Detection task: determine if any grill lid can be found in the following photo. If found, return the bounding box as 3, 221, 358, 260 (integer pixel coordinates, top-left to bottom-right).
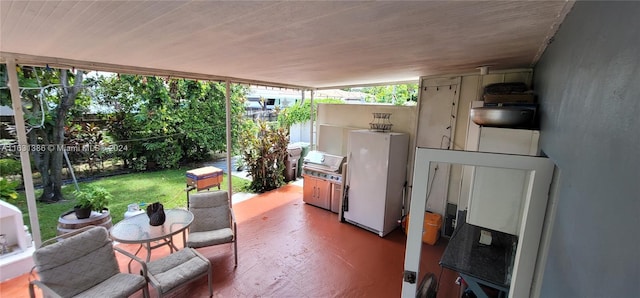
303, 150, 345, 173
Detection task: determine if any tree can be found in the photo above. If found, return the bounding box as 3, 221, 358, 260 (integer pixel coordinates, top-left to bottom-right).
0, 65, 87, 202
355, 84, 418, 105
95, 74, 247, 170
277, 98, 344, 129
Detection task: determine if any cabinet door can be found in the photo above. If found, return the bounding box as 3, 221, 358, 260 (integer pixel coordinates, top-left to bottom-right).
468, 128, 541, 235
302, 175, 316, 204
316, 178, 332, 210
479, 127, 540, 155
415, 76, 461, 218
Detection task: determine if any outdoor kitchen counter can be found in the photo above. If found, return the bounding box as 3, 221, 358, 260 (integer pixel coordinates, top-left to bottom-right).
439, 222, 517, 297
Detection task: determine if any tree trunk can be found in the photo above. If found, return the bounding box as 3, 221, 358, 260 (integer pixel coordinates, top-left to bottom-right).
32, 69, 84, 202
29, 130, 54, 202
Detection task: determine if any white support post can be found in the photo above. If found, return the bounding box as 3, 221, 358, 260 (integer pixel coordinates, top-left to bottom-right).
309, 90, 314, 150
225, 81, 233, 205
6, 58, 42, 247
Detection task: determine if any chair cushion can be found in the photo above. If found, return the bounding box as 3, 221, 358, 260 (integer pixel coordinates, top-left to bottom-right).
74, 273, 147, 298
189, 191, 228, 208
147, 248, 210, 294
189, 191, 232, 232
33, 227, 121, 297
34, 227, 116, 271
187, 228, 234, 248
190, 206, 231, 232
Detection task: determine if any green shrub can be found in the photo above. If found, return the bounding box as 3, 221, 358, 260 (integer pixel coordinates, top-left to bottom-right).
240, 120, 289, 193
0, 178, 19, 201
0, 158, 22, 176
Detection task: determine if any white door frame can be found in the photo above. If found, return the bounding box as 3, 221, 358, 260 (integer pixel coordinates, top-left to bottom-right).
402, 148, 554, 298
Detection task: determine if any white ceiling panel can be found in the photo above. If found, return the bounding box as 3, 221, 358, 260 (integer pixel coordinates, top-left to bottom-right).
0, 1, 574, 88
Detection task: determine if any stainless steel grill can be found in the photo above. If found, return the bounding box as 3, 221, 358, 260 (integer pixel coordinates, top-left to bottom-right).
302, 151, 346, 213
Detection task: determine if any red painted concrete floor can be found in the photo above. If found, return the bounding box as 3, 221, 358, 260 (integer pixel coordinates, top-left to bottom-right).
1, 184, 460, 297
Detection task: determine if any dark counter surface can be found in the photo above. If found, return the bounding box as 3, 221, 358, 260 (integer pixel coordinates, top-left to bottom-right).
439, 222, 518, 289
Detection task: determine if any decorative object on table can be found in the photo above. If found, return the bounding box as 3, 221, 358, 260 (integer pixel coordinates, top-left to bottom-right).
72, 186, 112, 219
369, 112, 393, 132
146, 202, 166, 226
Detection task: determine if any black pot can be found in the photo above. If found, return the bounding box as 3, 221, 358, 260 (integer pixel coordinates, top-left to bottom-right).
74, 206, 92, 219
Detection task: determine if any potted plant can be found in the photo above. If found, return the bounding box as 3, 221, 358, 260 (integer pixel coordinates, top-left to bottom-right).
73, 186, 112, 219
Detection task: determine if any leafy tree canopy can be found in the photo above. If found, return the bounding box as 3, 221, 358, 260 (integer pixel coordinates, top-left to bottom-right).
277, 98, 343, 128
345, 84, 418, 105
95, 74, 248, 170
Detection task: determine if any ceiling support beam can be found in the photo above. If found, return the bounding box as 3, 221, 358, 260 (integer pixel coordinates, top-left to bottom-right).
316, 80, 419, 90
5, 58, 42, 248
0, 52, 311, 91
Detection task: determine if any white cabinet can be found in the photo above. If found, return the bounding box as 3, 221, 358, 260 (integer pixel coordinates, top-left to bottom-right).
477, 128, 540, 156
465, 127, 540, 235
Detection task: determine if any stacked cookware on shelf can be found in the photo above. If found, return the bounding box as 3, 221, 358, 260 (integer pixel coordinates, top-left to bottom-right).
471, 82, 539, 129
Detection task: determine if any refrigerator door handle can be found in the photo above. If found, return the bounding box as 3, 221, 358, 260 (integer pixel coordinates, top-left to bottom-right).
343, 185, 349, 212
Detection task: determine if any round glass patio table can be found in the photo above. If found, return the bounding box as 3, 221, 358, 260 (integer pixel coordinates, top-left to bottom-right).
110, 208, 193, 271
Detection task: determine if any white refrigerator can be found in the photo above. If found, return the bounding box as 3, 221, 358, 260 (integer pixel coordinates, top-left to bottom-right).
344, 130, 409, 237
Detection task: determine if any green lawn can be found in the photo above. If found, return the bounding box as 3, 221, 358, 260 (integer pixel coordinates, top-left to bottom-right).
13, 168, 250, 241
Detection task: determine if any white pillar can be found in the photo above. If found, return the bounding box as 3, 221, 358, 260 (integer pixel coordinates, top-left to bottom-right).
6, 58, 42, 247
225, 81, 233, 205
309, 90, 314, 150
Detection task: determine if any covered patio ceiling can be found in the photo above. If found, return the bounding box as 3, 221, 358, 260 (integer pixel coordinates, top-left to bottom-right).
1, 1, 573, 89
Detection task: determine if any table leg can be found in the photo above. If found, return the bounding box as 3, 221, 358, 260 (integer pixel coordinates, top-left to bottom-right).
144, 242, 153, 262
168, 237, 175, 253
182, 230, 187, 248
127, 244, 145, 273
174, 238, 180, 251
458, 273, 509, 298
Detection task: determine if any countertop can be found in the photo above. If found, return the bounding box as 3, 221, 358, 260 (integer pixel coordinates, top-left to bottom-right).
439, 222, 518, 289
